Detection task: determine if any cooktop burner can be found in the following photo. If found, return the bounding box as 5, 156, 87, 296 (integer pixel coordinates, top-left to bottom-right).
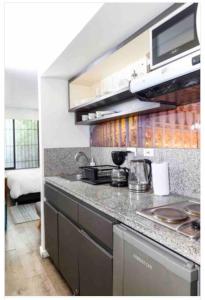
139, 200, 200, 239
184, 203, 200, 217
153, 207, 188, 224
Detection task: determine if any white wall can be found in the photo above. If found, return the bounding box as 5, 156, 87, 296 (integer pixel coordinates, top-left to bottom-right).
5, 107, 38, 120
5, 69, 39, 121
39, 77, 90, 254
40, 77, 90, 148
5, 69, 38, 109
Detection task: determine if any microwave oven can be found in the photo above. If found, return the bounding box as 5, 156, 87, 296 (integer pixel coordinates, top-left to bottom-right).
150, 3, 200, 70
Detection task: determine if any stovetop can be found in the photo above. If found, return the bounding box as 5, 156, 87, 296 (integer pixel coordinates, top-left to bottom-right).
139, 200, 200, 239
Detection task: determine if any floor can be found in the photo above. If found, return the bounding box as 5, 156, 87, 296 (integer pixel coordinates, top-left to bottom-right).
5, 207, 72, 296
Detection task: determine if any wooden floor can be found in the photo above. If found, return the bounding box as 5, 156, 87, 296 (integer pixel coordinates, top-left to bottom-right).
5, 210, 72, 296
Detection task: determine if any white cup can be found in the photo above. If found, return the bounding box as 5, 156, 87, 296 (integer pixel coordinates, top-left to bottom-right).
88, 113, 96, 120
82, 115, 88, 121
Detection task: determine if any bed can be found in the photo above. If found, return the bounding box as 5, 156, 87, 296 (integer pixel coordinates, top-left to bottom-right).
6, 168, 41, 205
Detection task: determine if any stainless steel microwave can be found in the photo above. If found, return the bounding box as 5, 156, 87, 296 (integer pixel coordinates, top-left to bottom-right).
150, 3, 200, 70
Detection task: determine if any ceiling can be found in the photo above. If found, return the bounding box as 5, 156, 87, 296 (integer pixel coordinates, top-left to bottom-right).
4, 2, 102, 73
43, 2, 176, 79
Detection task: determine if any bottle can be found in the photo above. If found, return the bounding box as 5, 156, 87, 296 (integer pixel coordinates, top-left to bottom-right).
90, 157, 96, 166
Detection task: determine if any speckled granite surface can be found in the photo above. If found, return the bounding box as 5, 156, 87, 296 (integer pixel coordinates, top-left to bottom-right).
44, 147, 90, 176
91, 147, 200, 198
45, 176, 200, 265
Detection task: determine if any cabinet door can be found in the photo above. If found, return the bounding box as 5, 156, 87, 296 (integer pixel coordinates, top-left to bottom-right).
79, 230, 113, 296
78, 203, 115, 250
44, 201, 58, 267
58, 212, 80, 295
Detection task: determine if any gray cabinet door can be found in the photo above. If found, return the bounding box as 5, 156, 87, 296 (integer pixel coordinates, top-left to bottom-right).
58, 212, 80, 295
79, 230, 113, 296
78, 203, 115, 250
44, 201, 58, 268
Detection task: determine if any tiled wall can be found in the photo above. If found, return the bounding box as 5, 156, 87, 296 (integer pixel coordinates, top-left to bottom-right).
90, 102, 200, 148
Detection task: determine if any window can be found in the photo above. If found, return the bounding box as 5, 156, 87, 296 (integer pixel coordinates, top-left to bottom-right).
5, 119, 39, 169
5, 119, 15, 169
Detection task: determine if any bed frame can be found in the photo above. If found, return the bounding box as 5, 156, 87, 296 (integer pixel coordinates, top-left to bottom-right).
5, 177, 40, 205
10, 192, 41, 205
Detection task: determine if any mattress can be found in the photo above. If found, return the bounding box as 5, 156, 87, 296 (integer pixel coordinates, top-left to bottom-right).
6, 168, 41, 199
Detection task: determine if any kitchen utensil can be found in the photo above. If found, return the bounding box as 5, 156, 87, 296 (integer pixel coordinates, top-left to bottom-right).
128, 159, 152, 192
81, 115, 88, 121
88, 113, 96, 120
96, 111, 116, 118
79, 165, 114, 185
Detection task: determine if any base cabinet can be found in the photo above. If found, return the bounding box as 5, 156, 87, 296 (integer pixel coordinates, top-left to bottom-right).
79, 230, 113, 296
44, 183, 115, 296
58, 212, 80, 295
44, 201, 59, 268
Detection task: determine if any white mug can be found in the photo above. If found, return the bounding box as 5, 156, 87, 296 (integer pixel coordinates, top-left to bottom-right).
88, 113, 96, 120
82, 115, 88, 121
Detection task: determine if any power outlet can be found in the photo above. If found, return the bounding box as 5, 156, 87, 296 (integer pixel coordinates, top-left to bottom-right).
143, 148, 154, 157
127, 147, 137, 155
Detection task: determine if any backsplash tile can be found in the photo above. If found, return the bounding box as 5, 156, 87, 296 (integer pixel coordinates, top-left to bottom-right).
44, 147, 90, 176
90, 102, 200, 148
91, 147, 200, 198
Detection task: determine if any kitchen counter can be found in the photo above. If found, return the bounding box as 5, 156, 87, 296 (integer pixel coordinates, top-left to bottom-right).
45, 176, 200, 265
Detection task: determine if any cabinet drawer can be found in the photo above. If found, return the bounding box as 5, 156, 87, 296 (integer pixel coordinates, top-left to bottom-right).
78, 203, 115, 250
45, 183, 78, 223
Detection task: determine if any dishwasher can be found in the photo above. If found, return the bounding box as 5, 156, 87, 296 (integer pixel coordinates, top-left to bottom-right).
113, 224, 200, 296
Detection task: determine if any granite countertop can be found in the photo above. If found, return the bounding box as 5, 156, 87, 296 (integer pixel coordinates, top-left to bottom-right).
45, 176, 200, 265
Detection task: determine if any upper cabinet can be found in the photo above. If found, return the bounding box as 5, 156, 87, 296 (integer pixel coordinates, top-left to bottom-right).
69, 30, 149, 110
68, 3, 200, 125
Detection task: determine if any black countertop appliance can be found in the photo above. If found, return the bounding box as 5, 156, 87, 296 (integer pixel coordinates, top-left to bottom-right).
111, 151, 129, 187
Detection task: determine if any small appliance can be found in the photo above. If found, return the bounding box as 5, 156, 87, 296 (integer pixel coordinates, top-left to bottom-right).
113, 222, 199, 296
111, 151, 129, 187
150, 3, 200, 69
129, 50, 200, 98
128, 159, 152, 192
139, 200, 200, 239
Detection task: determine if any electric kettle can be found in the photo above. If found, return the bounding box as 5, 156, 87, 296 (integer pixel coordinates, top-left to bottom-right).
128, 159, 152, 192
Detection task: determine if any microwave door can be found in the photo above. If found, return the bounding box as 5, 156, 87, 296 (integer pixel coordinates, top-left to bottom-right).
151, 3, 199, 69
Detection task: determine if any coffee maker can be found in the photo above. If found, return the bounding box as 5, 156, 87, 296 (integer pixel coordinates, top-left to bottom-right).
111, 151, 129, 187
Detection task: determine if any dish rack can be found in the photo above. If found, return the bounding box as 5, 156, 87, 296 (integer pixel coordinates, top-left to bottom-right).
79, 165, 114, 184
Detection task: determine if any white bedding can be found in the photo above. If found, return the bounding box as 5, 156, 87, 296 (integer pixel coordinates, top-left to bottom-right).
6, 168, 41, 199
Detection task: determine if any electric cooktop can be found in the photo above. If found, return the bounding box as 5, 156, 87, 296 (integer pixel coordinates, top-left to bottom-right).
139, 200, 200, 239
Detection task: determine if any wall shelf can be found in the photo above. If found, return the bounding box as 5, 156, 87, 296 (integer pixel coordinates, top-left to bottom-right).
75, 101, 176, 125
69, 86, 132, 112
